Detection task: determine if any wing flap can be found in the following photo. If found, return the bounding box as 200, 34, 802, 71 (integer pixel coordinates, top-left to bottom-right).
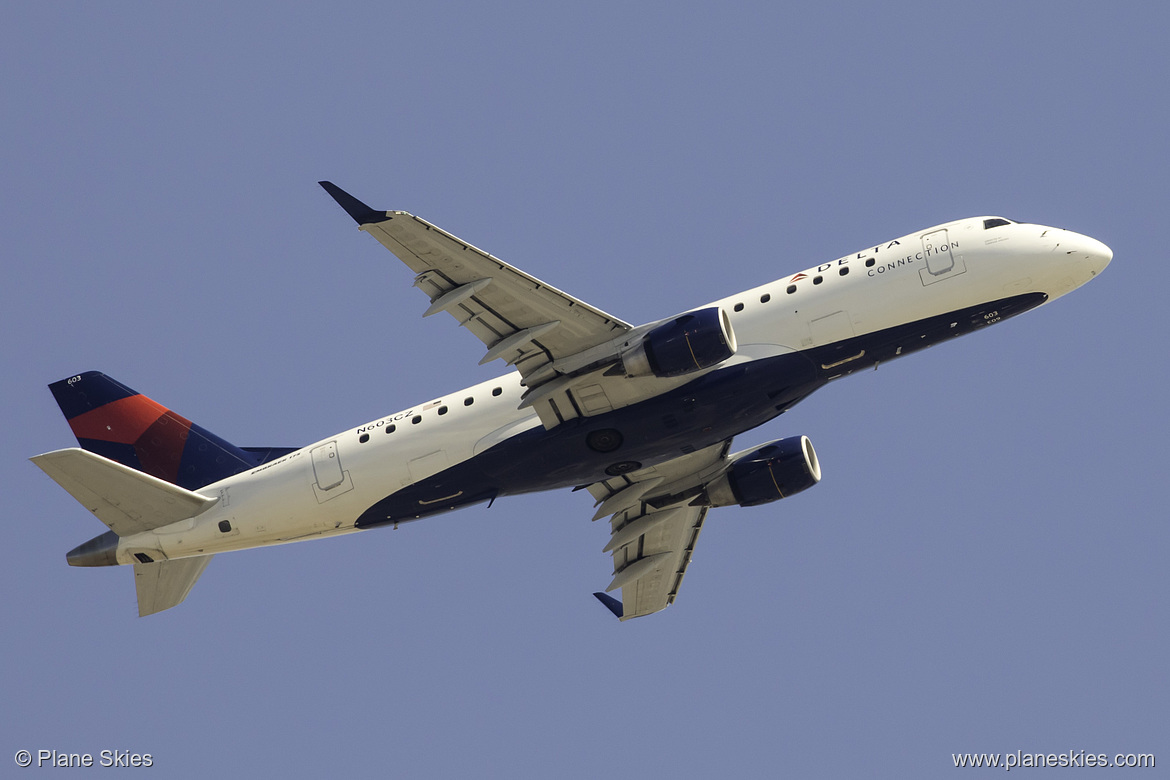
31, 448, 217, 536
612, 505, 709, 620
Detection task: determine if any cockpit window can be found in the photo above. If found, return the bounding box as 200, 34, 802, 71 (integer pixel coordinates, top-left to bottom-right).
983, 218, 1013, 229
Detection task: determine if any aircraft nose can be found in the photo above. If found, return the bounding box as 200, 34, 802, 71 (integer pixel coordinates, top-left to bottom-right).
1068, 232, 1112, 275
1084, 235, 1113, 275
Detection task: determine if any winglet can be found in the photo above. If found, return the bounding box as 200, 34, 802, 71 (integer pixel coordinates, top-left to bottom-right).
318, 181, 390, 225
592, 591, 624, 619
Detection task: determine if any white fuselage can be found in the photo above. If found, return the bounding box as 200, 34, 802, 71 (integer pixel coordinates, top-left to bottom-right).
109, 218, 1111, 566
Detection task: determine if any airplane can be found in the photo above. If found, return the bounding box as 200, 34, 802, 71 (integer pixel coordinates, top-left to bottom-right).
32, 183, 1113, 618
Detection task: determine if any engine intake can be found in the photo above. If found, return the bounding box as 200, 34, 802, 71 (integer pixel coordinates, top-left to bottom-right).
705, 436, 822, 508
622, 307, 737, 378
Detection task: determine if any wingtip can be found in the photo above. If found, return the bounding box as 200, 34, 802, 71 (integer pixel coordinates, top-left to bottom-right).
592, 591, 624, 619
318, 181, 389, 225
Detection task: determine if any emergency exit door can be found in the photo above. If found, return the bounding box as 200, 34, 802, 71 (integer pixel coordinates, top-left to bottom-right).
918, 228, 966, 285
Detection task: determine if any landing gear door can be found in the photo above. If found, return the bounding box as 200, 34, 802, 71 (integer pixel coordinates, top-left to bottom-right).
919, 228, 966, 285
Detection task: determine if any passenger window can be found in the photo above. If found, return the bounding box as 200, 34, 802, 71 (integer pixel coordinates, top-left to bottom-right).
464, 397, 474, 406
760, 293, 771, 304
786, 285, 797, 294
813, 276, 823, 285
386, 424, 395, 433
492, 387, 502, 397
438, 406, 448, 415
411, 415, 422, 424
839, 267, 849, 276
865, 258, 875, 267
734, 302, 744, 312
359, 433, 370, 443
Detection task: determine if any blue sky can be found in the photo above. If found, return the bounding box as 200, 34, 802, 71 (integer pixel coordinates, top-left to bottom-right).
3, 2, 1166, 777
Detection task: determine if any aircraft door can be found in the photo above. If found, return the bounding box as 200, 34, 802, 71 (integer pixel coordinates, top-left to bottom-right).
312, 442, 344, 490
310, 441, 353, 502
919, 228, 966, 285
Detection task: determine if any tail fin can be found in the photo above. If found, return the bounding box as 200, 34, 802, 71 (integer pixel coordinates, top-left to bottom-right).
49, 371, 286, 491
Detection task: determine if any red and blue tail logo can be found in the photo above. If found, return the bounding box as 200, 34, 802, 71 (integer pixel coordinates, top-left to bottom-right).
49, 372, 294, 491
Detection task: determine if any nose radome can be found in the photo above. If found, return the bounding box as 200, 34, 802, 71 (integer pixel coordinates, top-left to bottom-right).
1058, 229, 1112, 275
1085, 236, 1113, 273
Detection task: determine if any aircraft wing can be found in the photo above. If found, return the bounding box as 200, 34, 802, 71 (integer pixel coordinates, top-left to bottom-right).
320, 182, 632, 390
588, 441, 732, 620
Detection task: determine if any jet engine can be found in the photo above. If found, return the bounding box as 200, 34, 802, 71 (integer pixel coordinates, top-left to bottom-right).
705, 436, 822, 508
621, 307, 737, 378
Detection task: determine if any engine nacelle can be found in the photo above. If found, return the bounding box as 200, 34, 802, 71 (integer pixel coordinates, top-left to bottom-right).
621, 306, 737, 378
705, 436, 822, 508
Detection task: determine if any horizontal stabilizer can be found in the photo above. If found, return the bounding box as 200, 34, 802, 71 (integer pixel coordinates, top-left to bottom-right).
31, 448, 217, 537
134, 556, 213, 616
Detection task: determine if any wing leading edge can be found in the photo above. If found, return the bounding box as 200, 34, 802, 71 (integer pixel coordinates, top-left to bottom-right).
319, 183, 632, 408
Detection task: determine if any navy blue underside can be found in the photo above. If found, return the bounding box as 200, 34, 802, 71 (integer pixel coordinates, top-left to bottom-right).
355, 293, 1046, 529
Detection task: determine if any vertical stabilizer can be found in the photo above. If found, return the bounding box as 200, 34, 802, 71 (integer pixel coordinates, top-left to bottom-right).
49, 372, 260, 490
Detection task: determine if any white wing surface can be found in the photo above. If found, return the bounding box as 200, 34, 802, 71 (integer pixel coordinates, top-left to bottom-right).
320, 182, 630, 381
320, 182, 719, 428
588, 442, 732, 620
